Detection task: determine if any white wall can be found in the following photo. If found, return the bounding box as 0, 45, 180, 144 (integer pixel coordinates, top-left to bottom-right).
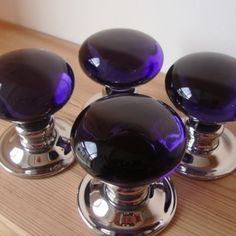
0, 0, 235, 72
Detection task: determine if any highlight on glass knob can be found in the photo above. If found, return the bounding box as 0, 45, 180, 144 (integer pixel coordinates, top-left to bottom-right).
165, 52, 236, 180
71, 94, 186, 235
79, 28, 163, 105
0, 48, 75, 177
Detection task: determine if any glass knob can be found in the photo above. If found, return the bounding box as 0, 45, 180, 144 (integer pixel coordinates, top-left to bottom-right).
0, 48, 74, 122
79, 29, 163, 105
71, 94, 186, 235
0, 48, 75, 177
165, 52, 236, 179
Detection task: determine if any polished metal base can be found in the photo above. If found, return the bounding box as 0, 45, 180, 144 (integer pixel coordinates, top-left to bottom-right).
0, 117, 74, 178
177, 128, 236, 180
78, 175, 177, 236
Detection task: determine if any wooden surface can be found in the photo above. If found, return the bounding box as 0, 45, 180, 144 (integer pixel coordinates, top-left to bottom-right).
0, 20, 235, 236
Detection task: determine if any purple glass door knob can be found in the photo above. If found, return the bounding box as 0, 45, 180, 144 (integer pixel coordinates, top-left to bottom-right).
0, 48, 74, 122
165, 52, 236, 179
72, 94, 185, 186
0, 48, 75, 177
71, 94, 186, 235
79, 29, 163, 105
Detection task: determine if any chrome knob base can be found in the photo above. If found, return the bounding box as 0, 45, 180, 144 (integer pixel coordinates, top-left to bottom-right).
0, 117, 74, 178
78, 175, 177, 236
177, 118, 236, 180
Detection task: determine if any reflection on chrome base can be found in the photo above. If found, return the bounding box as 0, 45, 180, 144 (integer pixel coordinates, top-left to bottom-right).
77, 175, 177, 235
177, 127, 236, 180
0, 117, 74, 178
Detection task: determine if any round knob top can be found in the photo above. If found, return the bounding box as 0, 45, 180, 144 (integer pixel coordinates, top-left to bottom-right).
79, 29, 163, 89
0, 48, 74, 122
165, 52, 236, 124
71, 94, 185, 187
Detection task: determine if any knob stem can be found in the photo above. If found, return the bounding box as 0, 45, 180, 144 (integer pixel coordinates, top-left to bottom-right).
104, 86, 135, 96
15, 117, 56, 154
186, 118, 224, 155
105, 184, 149, 208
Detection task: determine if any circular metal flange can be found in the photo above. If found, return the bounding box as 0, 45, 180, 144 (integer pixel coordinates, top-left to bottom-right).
77, 175, 177, 236
177, 128, 236, 180
0, 117, 74, 178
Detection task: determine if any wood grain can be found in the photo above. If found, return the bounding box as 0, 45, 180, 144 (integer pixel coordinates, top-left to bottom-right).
0, 20, 235, 236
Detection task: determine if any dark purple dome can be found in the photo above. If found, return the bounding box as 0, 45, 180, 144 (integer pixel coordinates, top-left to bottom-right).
79, 29, 163, 89
0, 48, 74, 122
165, 52, 236, 124
71, 94, 185, 187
